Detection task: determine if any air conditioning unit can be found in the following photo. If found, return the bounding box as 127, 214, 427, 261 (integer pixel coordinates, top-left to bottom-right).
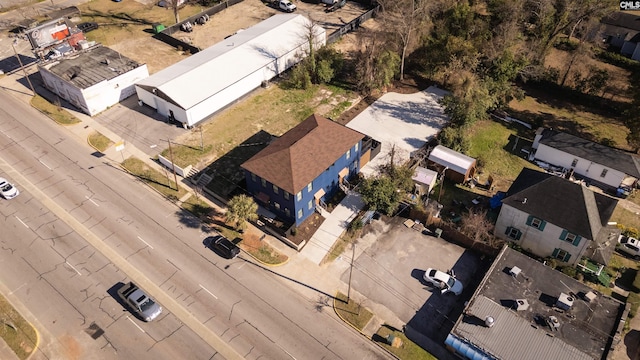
510, 266, 522, 278
556, 292, 574, 310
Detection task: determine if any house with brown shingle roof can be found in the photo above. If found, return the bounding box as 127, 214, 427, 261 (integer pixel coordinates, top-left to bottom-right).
241, 114, 365, 227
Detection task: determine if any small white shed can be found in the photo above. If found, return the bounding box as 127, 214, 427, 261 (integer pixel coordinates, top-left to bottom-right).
412, 166, 438, 195
135, 14, 326, 128
428, 145, 477, 183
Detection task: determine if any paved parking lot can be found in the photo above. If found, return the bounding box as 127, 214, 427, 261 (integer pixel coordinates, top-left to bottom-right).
342, 217, 489, 342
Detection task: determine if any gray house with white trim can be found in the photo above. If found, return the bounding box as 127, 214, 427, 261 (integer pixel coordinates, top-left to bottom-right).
494, 168, 619, 265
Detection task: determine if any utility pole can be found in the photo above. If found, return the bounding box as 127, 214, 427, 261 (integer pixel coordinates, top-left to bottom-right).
347, 241, 355, 303
166, 139, 179, 191
437, 167, 448, 203
11, 40, 36, 97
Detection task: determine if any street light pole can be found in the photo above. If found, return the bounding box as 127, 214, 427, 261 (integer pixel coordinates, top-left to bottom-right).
11, 40, 36, 97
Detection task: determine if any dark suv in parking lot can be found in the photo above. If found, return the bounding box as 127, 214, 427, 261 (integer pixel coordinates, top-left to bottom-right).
208, 235, 240, 259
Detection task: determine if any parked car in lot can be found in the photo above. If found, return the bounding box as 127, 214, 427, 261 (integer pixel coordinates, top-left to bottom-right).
423, 268, 463, 295
0, 178, 19, 199
207, 235, 240, 259
618, 235, 640, 259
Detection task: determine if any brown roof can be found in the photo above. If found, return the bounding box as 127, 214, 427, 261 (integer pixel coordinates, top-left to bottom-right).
241, 114, 365, 194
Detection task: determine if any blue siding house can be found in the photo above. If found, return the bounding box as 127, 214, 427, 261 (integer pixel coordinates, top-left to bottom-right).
241, 114, 364, 227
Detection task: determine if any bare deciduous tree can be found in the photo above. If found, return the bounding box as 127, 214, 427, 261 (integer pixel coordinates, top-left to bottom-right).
377, 0, 442, 80
459, 209, 503, 248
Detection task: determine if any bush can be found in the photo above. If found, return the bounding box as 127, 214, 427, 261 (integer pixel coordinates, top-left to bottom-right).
561, 266, 577, 278
554, 38, 579, 51
628, 292, 640, 318
633, 269, 640, 293
595, 49, 640, 72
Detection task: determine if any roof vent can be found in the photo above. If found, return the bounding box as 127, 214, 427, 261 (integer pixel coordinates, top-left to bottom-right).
556, 292, 574, 310
102, 58, 110, 65
547, 315, 560, 331
485, 316, 495, 328
515, 299, 529, 311
522, 198, 527, 204
584, 291, 597, 302
509, 266, 522, 278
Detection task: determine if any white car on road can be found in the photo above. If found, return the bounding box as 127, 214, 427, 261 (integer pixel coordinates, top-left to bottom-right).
423, 268, 463, 295
0, 178, 19, 199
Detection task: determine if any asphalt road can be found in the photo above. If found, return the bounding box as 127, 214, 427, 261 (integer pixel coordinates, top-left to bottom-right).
0, 87, 391, 359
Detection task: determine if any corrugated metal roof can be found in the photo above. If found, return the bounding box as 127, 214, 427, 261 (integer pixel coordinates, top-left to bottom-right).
428, 145, 475, 175
135, 14, 325, 110
455, 296, 593, 360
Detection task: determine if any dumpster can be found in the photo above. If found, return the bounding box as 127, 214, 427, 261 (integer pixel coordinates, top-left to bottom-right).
152, 23, 166, 34
434, 228, 443, 238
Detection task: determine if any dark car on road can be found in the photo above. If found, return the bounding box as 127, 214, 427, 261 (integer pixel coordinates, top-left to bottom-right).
208, 235, 240, 259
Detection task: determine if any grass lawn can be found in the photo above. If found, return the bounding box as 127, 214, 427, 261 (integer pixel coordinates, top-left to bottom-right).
508, 93, 630, 151
334, 291, 373, 331
610, 206, 640, 232
121, 157, 187, 201
466, 119, 540, 191
374, 324, 437, 360
166, 84, 356, 169
87, 131, 113, 152
0, 295, 37, 359
31, 96, 81, 125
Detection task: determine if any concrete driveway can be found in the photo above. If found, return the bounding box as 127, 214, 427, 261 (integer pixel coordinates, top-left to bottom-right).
342, 218, 487, 342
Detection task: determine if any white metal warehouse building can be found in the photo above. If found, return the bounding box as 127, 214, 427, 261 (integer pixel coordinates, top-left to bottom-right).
135, 14, 326, 128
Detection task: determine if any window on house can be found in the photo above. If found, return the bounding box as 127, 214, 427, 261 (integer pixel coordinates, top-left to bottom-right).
307, 182, 313, 193
273, 185, 279, 194
296, 192, 302, 201
285, 208, 290, 217
600, 169, 608, 178
261, 178, 266, 187
284, 192, 290, 200
571, 159, 578, 167
526, 216, 546, 230
560, 230, 581, 246
297, 209, 303, 218
552, 248, 571, 262
506, 227, 522, 240
355, 143, 359, 151
308, 200, 313, 210
251, 173, 256, 182
346, 149, 351, 160
274, 202, 280, 210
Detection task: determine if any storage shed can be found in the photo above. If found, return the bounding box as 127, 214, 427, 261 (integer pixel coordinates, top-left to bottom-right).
427, 145, 476, 183
39, 45, 149, 116
135, 14, 326, 128
412, 166, 437, 195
